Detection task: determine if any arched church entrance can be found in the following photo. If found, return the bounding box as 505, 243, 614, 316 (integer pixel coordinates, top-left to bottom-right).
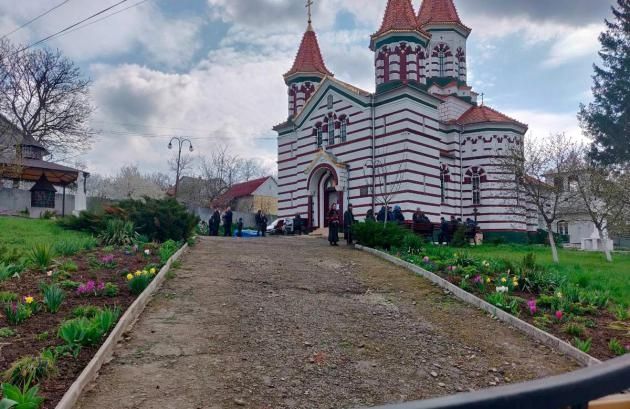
307, 164, 343, 230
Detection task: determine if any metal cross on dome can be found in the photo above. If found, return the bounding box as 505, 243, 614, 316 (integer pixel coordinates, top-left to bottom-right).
306, 0, 313, 24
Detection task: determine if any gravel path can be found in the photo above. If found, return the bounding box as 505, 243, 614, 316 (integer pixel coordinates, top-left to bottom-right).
74, 236, 579, 409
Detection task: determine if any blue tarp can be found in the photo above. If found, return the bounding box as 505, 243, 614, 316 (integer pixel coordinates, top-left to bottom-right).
233, 229, 260, 238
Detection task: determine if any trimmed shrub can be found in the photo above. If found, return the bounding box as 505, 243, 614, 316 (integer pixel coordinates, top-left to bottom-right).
354, 221, 412, 250
118, 198, 199, 242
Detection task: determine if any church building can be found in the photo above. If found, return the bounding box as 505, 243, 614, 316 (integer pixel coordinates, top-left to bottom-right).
274, 0, 535, 242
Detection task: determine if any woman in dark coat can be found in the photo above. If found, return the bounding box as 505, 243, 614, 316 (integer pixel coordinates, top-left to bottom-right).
327, 203, 340, 246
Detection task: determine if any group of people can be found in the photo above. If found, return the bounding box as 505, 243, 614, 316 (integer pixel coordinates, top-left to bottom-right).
439, 215, 478, 244
326, 203, 356, 246
203, 207, 244, 237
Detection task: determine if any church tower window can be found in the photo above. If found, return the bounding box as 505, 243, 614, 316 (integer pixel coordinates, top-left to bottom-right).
438, 49, 446, 77
327, 94, 333, 109
340, 118, 347, 143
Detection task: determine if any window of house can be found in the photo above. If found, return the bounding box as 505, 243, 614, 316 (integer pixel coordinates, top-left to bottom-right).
568, 175, 578, 192
328, 121, 335, 146
316, 126, 323, 148
31, 190, 55, 208
557, 221, 569, 236
472, 172, 481, 205
340, 119, 347, 143
554, 176, 564, 192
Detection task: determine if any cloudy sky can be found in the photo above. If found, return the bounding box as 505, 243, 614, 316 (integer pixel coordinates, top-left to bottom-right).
0, 0, 615, 176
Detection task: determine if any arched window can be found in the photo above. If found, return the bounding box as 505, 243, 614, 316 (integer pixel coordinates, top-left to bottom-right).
440, 164, 449, 203
316, 125, 323, 148
438, 49, 446, 77
340, 118, 347, 143
327, 120, 335, 146
472, 172, 481, 205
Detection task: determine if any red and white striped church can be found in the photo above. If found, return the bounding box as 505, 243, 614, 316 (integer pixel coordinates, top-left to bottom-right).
274, 0, 534, 241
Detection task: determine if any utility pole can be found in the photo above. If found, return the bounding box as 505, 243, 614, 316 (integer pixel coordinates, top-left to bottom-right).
168, 136, 194, 198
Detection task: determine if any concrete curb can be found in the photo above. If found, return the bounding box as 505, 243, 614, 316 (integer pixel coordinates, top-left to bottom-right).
355, 244, 601, 367
55, 243, 189, 409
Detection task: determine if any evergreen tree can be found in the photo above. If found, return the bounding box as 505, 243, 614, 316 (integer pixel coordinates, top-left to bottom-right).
578, 0, 630, 166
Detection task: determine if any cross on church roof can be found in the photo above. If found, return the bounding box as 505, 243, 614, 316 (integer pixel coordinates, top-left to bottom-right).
306, 0, 313, 28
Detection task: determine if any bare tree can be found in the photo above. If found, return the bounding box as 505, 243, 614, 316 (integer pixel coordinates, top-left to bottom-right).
0, 40, 94, 155
237, 158, 268, 182
500, 133, 577, 263
168, 152, 194, 181
87, 166, 165, 200
363, 148, 406, 225
566, 153, 629, 262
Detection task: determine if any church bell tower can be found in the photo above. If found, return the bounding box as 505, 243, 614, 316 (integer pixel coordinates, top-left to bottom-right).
283, 1, 333, 118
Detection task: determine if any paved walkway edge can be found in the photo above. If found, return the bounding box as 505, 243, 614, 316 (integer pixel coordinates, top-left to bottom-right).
355, 245, 600, 367
55, 243, 190, 409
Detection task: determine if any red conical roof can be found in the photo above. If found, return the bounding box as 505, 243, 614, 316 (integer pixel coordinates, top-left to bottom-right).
284, 27, 333, 79
457, 105, 527, 128
373, 0, 418, 37
417, 0, 467, 28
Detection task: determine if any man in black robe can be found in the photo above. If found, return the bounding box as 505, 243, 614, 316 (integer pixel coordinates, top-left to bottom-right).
223, 207, 233, 237
343, 204, 356, 245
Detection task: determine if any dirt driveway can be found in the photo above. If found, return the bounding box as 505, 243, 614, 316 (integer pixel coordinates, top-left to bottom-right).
74, 236, 578, 409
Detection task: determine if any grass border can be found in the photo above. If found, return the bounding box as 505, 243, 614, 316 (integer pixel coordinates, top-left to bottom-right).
54, 243, 189, 409
355, 244, 601, 367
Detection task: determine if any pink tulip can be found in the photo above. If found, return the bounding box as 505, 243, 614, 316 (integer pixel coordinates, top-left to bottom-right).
527, 299, 537, 315
555, 310, 563, 320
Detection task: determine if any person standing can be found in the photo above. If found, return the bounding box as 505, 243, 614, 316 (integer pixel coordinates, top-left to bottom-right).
365, 209, 376, 222
236, 217, 244, 237
439, 217, 449, 245
293, 214, 303, 235
209, 209, 220, 236
343, 204, 356, 245
223, 207, 233, 237
255, 210, 265, 237
327, 203, 340, 246
392, 205, 405, 224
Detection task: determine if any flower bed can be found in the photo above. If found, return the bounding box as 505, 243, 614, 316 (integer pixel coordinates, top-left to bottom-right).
0, 240, 183, 408
390, 246, 629, 361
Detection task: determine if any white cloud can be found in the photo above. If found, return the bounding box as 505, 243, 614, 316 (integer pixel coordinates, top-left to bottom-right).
0, 1, 203, 67
503, 109, 586, 142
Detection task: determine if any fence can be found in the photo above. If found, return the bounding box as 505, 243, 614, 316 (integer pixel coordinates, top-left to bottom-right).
366, 355, 630, 409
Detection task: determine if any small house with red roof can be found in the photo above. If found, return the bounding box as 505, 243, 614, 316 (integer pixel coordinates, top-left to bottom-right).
212, 176, 278, 215
274, 0, 534, 242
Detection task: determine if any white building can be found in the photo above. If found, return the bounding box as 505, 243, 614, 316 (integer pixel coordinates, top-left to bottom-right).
274, 0, 534, 242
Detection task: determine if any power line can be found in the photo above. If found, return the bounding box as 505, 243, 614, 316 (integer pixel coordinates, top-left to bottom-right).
0, 0, 72, 41
54, 0, 151, 40
17, 0, 130, 53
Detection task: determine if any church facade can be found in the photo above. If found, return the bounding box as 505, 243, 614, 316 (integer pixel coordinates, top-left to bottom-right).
274, 0, 535, 241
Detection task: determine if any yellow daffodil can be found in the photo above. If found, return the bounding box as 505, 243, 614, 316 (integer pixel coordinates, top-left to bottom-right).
486, 277, 491, 283
127, 273, 134, 281
556, 292, 563, 299
24, 296, 34, 304
142, 270, 149, 275
149, 268, 156, 275
501, 277, 507, 283
135, 270, 142, 277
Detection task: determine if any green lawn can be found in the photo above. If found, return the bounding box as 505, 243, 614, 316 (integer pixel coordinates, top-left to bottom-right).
465, 244, 630, 306
0, 216, 93, 255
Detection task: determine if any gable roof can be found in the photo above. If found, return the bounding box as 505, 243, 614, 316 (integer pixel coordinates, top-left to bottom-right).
417, 0, 470, 32
374, 0, 419, 37
213, 176, 272, 207
284, 28, 333, 80
457, 105, 528, 129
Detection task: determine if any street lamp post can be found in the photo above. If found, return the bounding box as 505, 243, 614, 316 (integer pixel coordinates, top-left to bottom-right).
168, 137, 194, 198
